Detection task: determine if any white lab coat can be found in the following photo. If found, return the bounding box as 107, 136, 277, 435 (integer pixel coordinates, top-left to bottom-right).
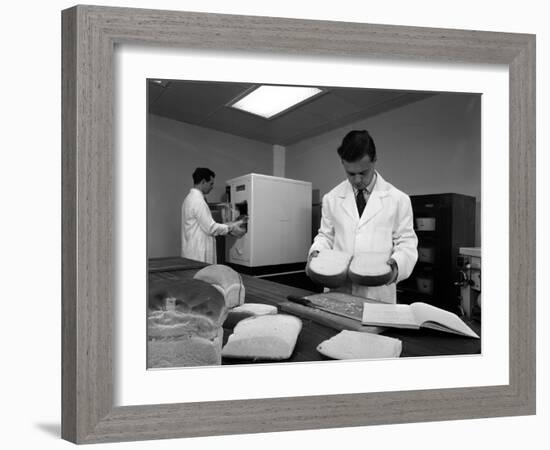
309, 172, 418, 303
181, 188, 230, 264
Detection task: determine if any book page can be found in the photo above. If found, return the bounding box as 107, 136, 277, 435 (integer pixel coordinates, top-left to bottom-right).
411, 303, 479, 338
361, 303, 418, 327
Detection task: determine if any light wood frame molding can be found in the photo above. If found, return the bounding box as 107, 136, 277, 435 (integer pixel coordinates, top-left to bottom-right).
62, 5, 536, 444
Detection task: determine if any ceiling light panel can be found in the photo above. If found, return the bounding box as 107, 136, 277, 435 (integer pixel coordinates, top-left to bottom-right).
229, 85, 322, 119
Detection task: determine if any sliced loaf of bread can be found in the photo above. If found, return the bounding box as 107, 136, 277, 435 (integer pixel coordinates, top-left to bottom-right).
147, 279, 227, 368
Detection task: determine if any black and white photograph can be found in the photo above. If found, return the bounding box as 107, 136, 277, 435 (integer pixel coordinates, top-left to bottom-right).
146, 79, 482, 369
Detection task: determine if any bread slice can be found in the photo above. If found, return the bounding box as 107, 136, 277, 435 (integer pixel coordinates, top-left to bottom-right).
307, 249, 353, 288
317, 330, 402, 360
193, 264, 245, 308
348, 252, 393, 286
222, 314, 302, 360
224, 303, 278, 328
230, 303, 277, 316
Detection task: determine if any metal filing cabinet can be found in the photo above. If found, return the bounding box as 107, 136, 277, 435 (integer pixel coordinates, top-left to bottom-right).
397, 193, 476, 314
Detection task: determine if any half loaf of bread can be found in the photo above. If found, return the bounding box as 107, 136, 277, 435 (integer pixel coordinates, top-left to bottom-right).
193, 264, 245, 308
348, 252, 393, 286
222, 314, 302, 360
147, 279, 227, 368
307, 249, 353, 288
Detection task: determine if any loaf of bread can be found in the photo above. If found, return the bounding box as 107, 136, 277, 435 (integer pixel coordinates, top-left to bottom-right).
348, 252, 393, 286
147, 279, 227, 368
222, 314, 302, 360
316, 330, 402, 360
307, 249, 353, 288
193, 264, 245, 308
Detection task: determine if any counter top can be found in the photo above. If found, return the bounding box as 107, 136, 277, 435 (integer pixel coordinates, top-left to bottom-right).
149, 257, 481, 364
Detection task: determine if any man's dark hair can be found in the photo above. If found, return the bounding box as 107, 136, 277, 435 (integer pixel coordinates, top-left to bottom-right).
192, 167, 215, 184
337, 130, 377, 163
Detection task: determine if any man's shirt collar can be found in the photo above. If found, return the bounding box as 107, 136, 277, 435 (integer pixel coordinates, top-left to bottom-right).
352, 172, 377, 194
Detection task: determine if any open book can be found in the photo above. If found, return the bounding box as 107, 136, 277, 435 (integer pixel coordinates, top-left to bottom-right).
361, 302, 479, 338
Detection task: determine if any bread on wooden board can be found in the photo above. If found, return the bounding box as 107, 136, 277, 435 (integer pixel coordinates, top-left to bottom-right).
222, 314, 302, 360
193, 264, 245, 308
307, 249, 353, 288
348, 252, 393, 286
147, 279, 227, 368
317, 330, 402, 360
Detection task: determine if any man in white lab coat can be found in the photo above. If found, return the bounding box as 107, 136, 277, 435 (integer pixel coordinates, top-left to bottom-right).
181, 168, 244, 264
307, 130, 418, 303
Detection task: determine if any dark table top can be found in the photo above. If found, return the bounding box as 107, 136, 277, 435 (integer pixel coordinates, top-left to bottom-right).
149, 257, 481, 364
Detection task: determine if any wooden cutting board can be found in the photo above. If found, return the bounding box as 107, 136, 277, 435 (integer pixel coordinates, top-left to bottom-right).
278, 292, 384, 334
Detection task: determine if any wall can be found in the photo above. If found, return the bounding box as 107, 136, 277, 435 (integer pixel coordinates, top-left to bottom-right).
286, 93, 482, 244
147, 114, 272, 257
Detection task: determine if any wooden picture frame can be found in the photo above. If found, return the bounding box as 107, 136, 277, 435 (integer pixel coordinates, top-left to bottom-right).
61, 5, 536, 444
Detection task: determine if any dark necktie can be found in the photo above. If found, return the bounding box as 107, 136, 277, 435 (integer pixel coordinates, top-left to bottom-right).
356, 189, 366, 217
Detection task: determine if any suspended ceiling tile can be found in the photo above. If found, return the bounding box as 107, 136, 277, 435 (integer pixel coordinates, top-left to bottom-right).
202, 106, 273, 144
149, 80, 251, 126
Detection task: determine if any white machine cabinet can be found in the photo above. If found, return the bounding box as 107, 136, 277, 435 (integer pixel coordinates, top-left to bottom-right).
225, 173, 312, 267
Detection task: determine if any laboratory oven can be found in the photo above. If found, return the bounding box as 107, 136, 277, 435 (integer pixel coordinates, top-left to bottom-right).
225, 173, 312, 267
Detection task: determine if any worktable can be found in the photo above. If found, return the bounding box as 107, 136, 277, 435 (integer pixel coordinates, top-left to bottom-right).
149, 257, 481, 364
